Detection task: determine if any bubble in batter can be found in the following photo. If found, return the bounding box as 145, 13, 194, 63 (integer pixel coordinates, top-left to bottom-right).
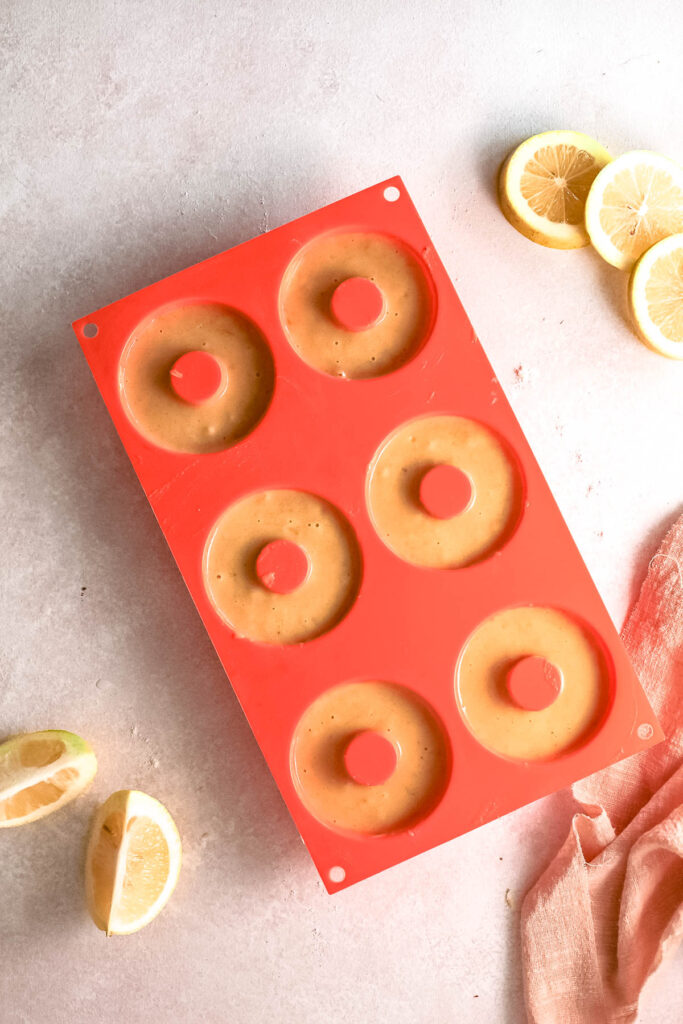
119, 303, 274, 454
455, 606, 612, 761
290, 682, 450, 835
366, 415, 524, 569
203, 490, 361, 645
279, 232, 435, 379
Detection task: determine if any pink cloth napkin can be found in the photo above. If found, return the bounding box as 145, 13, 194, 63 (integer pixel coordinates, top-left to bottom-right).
521, 514, 683, 1024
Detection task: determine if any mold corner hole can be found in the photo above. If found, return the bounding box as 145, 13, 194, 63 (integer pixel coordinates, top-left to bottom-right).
82, 322, 99, 339
329, 865, 346, 884
383, 185, 401, 203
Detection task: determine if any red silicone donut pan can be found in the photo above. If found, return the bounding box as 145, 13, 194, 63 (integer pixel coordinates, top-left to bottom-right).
73, 176, 662, 892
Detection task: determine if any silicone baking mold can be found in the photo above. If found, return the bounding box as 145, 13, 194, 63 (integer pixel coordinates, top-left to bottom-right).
73, 177, 663, 892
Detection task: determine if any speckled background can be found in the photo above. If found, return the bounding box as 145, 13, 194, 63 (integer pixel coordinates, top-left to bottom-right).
1, 2, 682, 1021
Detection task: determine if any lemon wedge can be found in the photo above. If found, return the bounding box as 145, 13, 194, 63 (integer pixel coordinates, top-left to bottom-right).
85, 789, 182, 935
498, 130, 611, 248
0, 730, 97, 827
585, 151, 683, 270
628, 233, 683, 359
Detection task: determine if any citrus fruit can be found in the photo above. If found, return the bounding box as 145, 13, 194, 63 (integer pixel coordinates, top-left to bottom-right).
85, 789, 182, 935
498, 130, 611, 248
0, 730, 97, 827
628, 233, 683, 359
585, 151, 683, 270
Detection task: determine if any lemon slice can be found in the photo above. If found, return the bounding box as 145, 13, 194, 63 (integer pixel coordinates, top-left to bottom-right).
0, 730, 97, 827
498, 131, 611, 248
85, 790, 182, 935
585, 151, 683, 270
628, 233, 683, 359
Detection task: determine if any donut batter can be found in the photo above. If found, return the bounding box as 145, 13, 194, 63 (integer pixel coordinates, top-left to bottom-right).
366, 415, 523, 568
456, 606, 611, 761
203, 490, 361, 645
279, 232, 434, 378
119, 303, 274, 454
290, 682, 450, 835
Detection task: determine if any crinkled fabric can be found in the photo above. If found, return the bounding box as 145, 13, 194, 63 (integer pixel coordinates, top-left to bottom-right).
521, 515, 683, 1024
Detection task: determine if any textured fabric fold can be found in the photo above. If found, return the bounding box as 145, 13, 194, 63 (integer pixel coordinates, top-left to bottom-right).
521, 514, 683, 1024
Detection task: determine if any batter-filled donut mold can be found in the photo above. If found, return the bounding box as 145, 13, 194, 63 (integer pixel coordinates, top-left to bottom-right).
203, 489, 362, 646
119, 302, 274, 454
366, 414, 524, 569
455, 606, 613, 761
279, 231, 435, 379
74, 176, 662, 892
290, 681, 450, 836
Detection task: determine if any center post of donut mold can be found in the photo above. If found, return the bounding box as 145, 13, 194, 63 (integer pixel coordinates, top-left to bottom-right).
343, 731, 398, 786
330, 276, 386, 332
256, 539, 309, 595
506, 656, 563, 711
169, 350, 226, 405
418, 464, 473, 519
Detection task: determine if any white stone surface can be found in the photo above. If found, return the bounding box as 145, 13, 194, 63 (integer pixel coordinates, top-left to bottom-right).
1, 2, 682, 1022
